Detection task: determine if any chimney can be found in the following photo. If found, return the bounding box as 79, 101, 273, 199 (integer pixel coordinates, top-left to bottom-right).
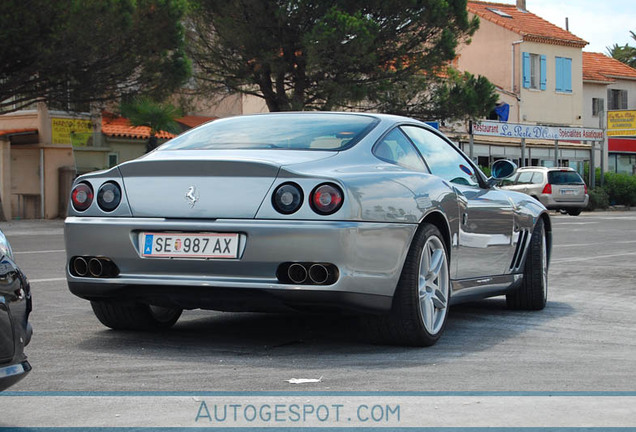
517, 0, 526, 11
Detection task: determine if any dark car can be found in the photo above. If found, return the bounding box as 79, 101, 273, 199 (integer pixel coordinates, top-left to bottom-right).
0, 229, 32, 391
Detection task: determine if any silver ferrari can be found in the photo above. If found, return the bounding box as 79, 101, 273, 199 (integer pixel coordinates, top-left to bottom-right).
65, 112, 551, 346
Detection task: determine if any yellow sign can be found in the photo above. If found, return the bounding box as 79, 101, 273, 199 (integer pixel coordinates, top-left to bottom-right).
607, 110, 636, 136
51, 117, 93, 146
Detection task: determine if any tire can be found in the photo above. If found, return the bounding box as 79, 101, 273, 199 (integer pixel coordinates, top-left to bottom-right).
506, 218, 548, 310
91, 301, 182, 331
566, 208, 582, 216
369, 223, 450, 346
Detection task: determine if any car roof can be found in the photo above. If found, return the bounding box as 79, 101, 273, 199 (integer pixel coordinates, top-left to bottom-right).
517, 166, 575, 171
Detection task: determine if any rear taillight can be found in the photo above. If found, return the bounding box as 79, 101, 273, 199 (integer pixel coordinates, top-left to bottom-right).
310, 183, 344, 215
71, 182, 93, 212
272, 182, 303, 214
542, 184, 552, 194
584, 184, 588, 194
97, 181, 122, 212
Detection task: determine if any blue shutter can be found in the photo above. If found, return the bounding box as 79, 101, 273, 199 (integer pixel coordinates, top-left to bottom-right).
563, 57, 572, 92
522, 52, 530, 88
556, 57, 572, 93
540, 55, 547, 90
555, 57, 563, 92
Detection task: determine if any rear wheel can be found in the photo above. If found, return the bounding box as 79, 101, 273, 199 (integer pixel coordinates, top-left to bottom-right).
91, 301, 182, 330
566, 208, 582, 216
369, 223, 450, 346
506, 218, 548, 310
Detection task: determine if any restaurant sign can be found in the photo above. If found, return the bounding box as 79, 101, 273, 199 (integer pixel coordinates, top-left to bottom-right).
607, 110, 636, 137
472, 121, 604, 142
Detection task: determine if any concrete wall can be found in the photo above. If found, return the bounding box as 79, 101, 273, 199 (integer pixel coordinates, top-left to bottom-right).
186, 93, 268, 118
44, 147, 74, 219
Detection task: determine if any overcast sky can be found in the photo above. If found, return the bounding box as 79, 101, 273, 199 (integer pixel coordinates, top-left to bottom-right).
497, 0, 635, 53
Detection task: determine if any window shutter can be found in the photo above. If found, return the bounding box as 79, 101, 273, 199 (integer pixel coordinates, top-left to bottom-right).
540, 55, 547, 90
522, 52, 530, 88
621, 90, 628, 109
555, 57, 563, 92
564, 58, 572, 92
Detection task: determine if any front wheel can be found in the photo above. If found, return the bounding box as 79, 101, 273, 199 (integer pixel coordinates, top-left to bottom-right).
91, 301, 182, 331
369, 223, 450, 346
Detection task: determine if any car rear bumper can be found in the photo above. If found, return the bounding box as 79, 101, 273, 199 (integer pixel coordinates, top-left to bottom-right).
65, 217, 418, 313
538, 194, 589, 210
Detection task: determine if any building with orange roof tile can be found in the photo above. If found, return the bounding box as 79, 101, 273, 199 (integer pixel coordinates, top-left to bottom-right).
583, 52, 636, 174
0, 101, 216, 220
451, 0, 593, 173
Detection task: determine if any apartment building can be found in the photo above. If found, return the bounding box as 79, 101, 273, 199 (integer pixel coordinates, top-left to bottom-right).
453, 0, 592, 171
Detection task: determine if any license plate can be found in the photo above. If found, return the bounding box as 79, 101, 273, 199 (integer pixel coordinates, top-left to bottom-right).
0, 363, 24, 378
561, 189, 576, 195
140, 232, 239, 259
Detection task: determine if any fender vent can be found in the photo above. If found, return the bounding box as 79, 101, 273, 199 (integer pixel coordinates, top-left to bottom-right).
510, 229, 530, 272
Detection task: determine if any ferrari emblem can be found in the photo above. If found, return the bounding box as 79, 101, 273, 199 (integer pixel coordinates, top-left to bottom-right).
185, 186, 199, 208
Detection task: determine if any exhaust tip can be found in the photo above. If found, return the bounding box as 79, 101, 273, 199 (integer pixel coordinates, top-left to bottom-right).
88, 258, 104, 278
72, 257, 88, 277
308, 264, 329, 285
287, 263, 308, 284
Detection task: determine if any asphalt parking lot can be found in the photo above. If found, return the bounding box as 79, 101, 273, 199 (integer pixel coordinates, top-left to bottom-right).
2, 211, 636, 392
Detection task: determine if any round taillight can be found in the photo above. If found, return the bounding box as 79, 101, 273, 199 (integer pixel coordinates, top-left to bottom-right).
310, 183, 344, 215
97, 181, 122, 212
71, 182, 93, 212
272, 182, 303, 214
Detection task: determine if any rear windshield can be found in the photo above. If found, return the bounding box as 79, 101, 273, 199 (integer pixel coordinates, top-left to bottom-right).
160, 113, 379, 151
548, 171, 584, 185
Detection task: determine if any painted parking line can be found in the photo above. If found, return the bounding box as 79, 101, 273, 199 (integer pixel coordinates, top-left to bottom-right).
28, 277, 67, 283
14, 249, 66, 255
552, 251, 636, 263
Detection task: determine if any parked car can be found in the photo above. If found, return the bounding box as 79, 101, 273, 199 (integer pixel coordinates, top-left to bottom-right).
0, 229, 32, 391
65, 112, 551, 346
500, 166, 588, 216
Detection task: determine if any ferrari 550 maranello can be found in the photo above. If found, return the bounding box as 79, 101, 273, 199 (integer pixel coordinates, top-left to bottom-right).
65, 112, 551, 346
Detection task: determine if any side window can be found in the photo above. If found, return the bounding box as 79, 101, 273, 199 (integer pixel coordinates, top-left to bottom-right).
401, 126, 480, 187
523, 52, 547, 90
373, 128, 427, 171
516, 171, 534, 184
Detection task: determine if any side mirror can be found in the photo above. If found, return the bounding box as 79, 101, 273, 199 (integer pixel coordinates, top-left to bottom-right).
488, 159, 517, 187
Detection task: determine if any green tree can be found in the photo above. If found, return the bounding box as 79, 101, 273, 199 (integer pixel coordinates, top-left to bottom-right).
0, 0, 191, 114
120, 98, 182, 152
607, 31, 636, 68
186, 0, 495, 119
368, 68, 498, 121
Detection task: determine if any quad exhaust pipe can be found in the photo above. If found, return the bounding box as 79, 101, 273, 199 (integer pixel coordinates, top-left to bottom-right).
71, 256, 119, 278
72, 256, 88, 277
287, 263, 308, 284
278, 262, 339, 286
308, 264, 329, 285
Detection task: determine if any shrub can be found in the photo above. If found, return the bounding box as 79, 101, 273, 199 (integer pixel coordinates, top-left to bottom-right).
603, 172, 636, 206
587, 187, 609, 210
